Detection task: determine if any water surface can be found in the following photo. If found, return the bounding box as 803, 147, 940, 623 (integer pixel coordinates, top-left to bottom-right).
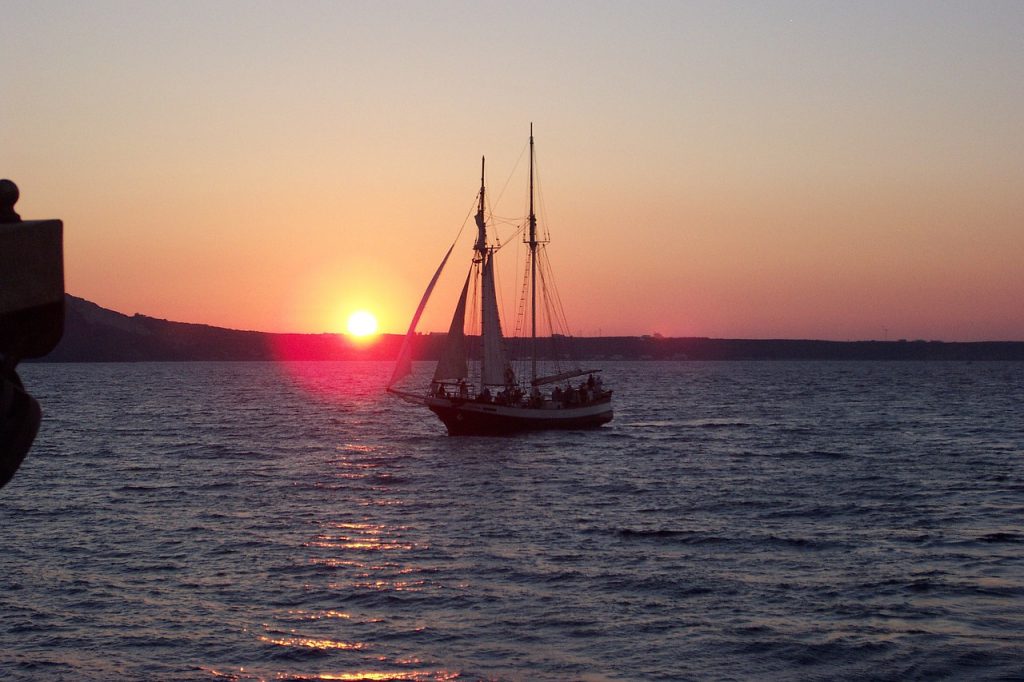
3, 361, 1022, 680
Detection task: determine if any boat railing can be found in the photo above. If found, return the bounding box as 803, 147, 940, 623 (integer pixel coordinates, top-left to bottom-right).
430, 380, 611, 409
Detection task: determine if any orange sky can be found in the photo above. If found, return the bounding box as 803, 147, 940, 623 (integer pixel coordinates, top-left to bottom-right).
4, 2, 1023, 340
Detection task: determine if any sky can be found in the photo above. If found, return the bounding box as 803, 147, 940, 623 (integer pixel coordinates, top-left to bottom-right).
3, 0, 1023, 341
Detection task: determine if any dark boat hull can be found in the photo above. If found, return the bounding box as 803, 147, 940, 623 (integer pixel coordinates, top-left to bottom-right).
426, 395, 613, 435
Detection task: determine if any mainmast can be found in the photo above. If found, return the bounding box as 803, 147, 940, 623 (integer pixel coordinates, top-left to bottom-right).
528, 124, 538, 383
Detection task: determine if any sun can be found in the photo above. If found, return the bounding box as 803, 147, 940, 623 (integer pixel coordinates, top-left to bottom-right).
346, 310, 378, 338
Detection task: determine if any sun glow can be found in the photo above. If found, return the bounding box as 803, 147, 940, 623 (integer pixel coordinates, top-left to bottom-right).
346, 310, 379, 337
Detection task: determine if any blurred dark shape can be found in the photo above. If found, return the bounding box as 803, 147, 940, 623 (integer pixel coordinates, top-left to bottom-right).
0, 178, 20, 222
1, 180, 64, 489
0, 370, 41, 489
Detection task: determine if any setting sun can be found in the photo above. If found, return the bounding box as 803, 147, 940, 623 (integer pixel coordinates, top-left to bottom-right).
346, 310, 378, 337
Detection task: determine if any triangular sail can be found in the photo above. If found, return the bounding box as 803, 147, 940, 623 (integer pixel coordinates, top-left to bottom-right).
432, 267, 471, 382
388, 241, 458, 388
480, 251, 510, 386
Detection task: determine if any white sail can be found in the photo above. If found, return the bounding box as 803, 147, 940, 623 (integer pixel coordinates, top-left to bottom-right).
432, 268, 471, 381
480, 251, 510, 386
387, 241, 457, 388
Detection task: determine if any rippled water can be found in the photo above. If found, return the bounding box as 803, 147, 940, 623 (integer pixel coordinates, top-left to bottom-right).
3, 361, 1023, 680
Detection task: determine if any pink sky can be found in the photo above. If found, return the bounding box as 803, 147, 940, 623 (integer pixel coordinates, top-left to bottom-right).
4, 2, 1023, 340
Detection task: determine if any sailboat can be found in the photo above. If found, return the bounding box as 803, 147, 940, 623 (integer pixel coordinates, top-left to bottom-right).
387, 126, 613, 435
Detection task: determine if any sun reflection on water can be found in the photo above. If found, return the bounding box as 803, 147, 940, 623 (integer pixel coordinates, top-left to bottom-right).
204, 666, 460, 681
274, 671, 461, 681
286, 609, 353, 621
352, 579, 427, 592
251, 433, 460, 682
307, 557, 367, 568
258, 634, 367, 651
305, 521, 420, 553
358, 498, 404, 507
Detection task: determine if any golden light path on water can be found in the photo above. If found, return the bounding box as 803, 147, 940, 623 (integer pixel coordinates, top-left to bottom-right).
257, 635, 366, 651
231, 423, 463, 682
276, 673, 460, 681
203, 668, 459, 681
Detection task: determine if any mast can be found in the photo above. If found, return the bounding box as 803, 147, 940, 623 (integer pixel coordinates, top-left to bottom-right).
476, 156, 488, 388
474, 157, 487, 256
529, 124, 538, 383
475, 156, 509, 389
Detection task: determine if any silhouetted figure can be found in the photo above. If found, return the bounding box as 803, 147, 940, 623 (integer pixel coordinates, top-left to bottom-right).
0, 179, 20, 223
1, 180, 63, 489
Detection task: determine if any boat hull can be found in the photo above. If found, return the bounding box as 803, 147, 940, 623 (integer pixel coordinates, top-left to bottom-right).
426, 395, 613, 436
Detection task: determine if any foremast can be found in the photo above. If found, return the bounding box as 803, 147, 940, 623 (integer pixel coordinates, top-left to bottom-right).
476, 157, 512, 390
473, 156, 487, 256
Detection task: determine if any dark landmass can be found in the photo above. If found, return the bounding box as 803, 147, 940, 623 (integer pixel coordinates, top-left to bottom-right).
32, 295, 1024, 362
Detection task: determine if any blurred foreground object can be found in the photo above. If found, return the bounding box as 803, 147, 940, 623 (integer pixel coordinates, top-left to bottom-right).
1, 179, 64, 489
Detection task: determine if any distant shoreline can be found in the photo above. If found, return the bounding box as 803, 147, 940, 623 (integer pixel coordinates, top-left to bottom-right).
32, 296, 1024, 362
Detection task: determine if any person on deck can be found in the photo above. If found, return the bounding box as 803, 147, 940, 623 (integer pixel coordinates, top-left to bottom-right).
580, 381, 591, 403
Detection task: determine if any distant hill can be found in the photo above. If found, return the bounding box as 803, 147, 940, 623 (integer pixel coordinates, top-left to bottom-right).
31, 295, 1024, 362
42, 295, 405, 362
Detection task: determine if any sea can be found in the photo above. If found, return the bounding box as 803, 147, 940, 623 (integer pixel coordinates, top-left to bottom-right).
2, 361, 1022, 681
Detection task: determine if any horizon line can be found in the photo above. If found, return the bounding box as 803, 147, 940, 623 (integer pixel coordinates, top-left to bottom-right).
66, 294, 1024, 345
